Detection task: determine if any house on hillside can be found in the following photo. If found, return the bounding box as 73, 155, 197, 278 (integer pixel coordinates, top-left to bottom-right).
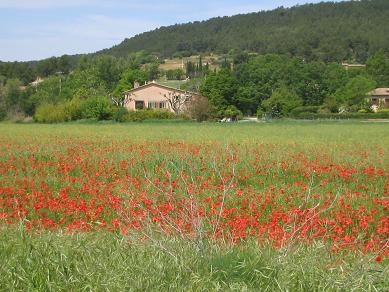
122, 81, 204, 114
368, 88, 389, 111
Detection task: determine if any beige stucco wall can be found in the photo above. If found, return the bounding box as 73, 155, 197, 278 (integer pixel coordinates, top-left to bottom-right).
124, 84, 197, 112
125, 85, 176, 112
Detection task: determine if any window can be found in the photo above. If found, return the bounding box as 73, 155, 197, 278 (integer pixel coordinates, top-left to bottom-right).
148, 101, 159, 109
147, 101, 167, 109
135, 101, 144, 109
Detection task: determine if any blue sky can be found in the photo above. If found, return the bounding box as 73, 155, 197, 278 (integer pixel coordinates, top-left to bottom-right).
0, 0, 341, 61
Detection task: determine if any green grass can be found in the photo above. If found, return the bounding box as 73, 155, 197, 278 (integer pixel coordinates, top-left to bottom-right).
1, 225, 387, 291
157, 79, 188, 89
0, 121, 388, 291
1, 119, 389, 145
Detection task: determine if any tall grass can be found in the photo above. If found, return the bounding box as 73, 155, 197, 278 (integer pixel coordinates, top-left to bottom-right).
1, 225, 387, 291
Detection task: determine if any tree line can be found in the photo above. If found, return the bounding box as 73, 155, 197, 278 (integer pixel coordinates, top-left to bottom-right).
0, 48, 388, 122
200, 50, 389, 118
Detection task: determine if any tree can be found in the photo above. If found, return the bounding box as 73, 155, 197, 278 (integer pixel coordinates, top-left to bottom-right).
334, 76, 376, 109
187, 95, 212, 121
113, 68, 148, 97
162, 91, 192, 114
3, 78, 23, 108
234, 85, 263, 115
94, 55, 122, 90
145, 62, 160, 81
261, 86, 303, 118
366, 49, 389, 87
200, 69, 238, 110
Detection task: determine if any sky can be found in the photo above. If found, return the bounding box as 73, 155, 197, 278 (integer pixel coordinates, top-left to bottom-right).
0, 0, 341, 62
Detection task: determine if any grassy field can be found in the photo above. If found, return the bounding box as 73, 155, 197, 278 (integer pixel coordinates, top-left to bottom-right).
0, 121, 388, 290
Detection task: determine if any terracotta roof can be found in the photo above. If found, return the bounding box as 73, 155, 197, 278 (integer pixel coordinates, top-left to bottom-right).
369, 88, 389, 96
123, 82, 202, 97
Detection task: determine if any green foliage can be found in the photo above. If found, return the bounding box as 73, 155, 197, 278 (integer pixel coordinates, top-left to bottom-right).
256, 108, 265, 119
334, 76, 376, 108
27, 76, 64, 114
235, 86, 262, 116
144, 62, 160, 81
34, 103, 68, 123
81, 96, 114, 120
0, 62, 35, 84
366, 49, 389, 87
290, 106, 321, 117
104, 0, 389, 63
200, 69, 238, 111
0, 105, 6, 121
93, 55, 123, 90
261, 86, 303, 118
63, 98, 84, 121
37, 56, 71, 77
165, 69, 185, 80
64, 68, 108, 99
34, 98, 85, 123
3, 78, 23, 108
113, 68, 148, 96
125, 110, 183, 122
0, 228, 387, 291
112, 107, 129, 122
187, 95, 212, 122
223, 105, 242, 120
295, 111, 389, 120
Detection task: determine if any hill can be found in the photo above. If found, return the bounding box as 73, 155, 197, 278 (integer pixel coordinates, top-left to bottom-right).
101, 0, 389, 63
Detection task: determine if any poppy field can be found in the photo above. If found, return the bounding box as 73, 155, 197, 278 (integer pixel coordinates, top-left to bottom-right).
0, 121, 388, 290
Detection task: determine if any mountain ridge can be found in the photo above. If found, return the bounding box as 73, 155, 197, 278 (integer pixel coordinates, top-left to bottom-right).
98, 0, 389, 62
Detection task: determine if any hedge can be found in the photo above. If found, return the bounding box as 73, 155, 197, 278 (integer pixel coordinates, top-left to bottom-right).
295, 112, 389, 120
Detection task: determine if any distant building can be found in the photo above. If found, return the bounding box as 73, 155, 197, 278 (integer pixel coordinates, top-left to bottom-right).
368, 88, 389, 111
341, 63, 366, 70
30, 77, 44, 87
122, 81, 204, 113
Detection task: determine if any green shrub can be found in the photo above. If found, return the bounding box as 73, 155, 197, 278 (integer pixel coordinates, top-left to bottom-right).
81, 96, 114, 120
295, 111, 389, 120
34, 103, 68, 123
0, 106, 6, 121
290, 106, 320, 117
224, 105, 242, 120
377, 108, 389, 113
63, 98, 84, 121
126, 109, 181, 122
256, 108, 265, 119
112, 107, 129, 122
261, 86, 303, 118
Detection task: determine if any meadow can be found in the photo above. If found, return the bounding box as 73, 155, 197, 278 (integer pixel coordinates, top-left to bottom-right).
0, 121, 388, 291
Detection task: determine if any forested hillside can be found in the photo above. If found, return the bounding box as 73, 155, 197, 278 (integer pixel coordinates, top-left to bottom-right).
1, 0, 389, 84
1, 0, 389, 123
103, 0, 389, 62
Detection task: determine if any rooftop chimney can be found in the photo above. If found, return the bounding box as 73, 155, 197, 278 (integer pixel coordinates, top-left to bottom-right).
134, 81, 140, 89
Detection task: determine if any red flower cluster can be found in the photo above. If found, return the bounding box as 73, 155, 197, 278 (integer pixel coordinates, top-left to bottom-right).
0, 139, 388, 258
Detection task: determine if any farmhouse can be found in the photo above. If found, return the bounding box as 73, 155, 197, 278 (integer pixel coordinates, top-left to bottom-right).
368, 88, 389, 110
122, 81, 204, 113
